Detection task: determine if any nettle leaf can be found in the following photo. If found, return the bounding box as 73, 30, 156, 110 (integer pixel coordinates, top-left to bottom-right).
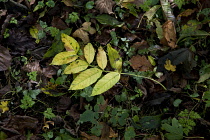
61, 33, 80, 53
107, 44, 122, 72
51, 51, 78, 65
91, 72, 120, 96
64, 60, 89, 74
84, 43, 95, 64
70, 68, 102, 90
97, 46, 107, 70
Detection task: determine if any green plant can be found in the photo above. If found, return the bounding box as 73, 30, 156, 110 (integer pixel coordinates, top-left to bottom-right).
51, 34, 166, 97
20, 95, 35, 109
27, 71, 37, 81
9, 17, 17, 24
44, 108, 56, 119
174, 0, 198, 9
65, 12, 79, 24
33, 0, 55, 12
178, 109, 201, 136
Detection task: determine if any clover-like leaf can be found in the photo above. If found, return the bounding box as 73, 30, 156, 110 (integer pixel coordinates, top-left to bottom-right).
91, 72, 120, 96
70, 68, 102, 90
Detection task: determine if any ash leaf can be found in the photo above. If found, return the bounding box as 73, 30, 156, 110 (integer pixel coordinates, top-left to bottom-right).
95, 0, 115, 14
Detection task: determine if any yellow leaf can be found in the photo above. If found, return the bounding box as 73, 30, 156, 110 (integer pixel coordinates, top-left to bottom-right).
84, 43, 95, 64
148, 55, 156, 66
107, 44, 122, 72
70, 68, 102, 90
91, 72, 120, 96
51, 51, 78, 65
29, 26, 40, 43
0, 101, 9, 113
97, 46, 107, 70
61, 33, 80, 53
64, 60, 89, 74
164, 59, 176, 71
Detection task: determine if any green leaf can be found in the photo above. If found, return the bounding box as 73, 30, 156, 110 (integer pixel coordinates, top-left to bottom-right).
97, 46, 107, 70
144, 5, 161, 23
84, 43, 95, 64
64, 60, 89, 74
124, 126, 136, 140
86, 1, 94, 9
70, 68, 102, 90
79, 109, 98, 124
107, 44, 122, 72
61, 33, 80, 53
44, 108, 56, 119
162, 118, 183, 140
96, 14, 123, 27
51, 51, 78, 65
91, 72, 120, 96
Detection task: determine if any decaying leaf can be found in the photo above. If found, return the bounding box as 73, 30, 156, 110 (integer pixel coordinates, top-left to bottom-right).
129, 55, 153, 71
160, 0, 175, 22
64, 60, 89, 74
81, 22, 96, 35
70, 68, 102, 90
73, 28, 90, 44
91, 72, 120, 96
0, 101, 9, 113
178, 9, 196, 18
161, 20, 177, 49
95, 0, 115, 14
84, 43, 95, 64
0, 45, 12, 71
97, 46, 107, 70
62, 0, 74, 6
164, 59, 176, 71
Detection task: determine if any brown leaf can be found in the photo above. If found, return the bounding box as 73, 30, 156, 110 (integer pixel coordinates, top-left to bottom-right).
81, 22, 96, 35
95, 29, 112, 45
0, 9, 7, 17
56, 96, 71, 112
129, 55, 152, 71
178, 9, 196, 18
0, 45, 12, 71
62, 0, 74, 6
95, 0, 115, 14
161, 20, 177, 49
68, 104, 80, 121
73, 28, 90, 44
80, 131, 100, 140
52, 17, 68, 30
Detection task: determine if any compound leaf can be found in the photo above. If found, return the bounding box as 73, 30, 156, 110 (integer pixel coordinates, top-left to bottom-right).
91, 72, 120, 96
97, 46, 107, 70
84, 43, 95, 64
107, 44, 122, 72
51, 51, 78, 65
64, 60, 89, 74
70, 68, 102, 90
61, 33, 80, 53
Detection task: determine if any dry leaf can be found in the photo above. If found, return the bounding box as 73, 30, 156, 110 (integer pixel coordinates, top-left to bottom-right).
72, 28, 90, 44
62, 0, 74, 6
95, 0, 115, 14
161, 20, 177, 49
81, 22, 96, 35
178, 9, 196, 18
129, 55, 152, 71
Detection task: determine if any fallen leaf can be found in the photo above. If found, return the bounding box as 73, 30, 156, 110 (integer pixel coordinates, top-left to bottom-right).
129, 55, 152, 71
62, 0, 74, 6
72, 28, 90, 44
52, 17, 68, 30
164, 59, 176, 71
178, 9, 196, 18
81, 22, 96, 35
0, 45, 12, 71
161, 20, 177, 49
0, 101, 9, 113
56, 96, 71, 112
95, 0, 115, 14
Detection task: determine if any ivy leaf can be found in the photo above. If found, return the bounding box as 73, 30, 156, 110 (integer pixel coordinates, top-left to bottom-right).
97, 46, 107, 70
84, 43, 95, 64
162, 118, 183, 140
0, 101, 9, 113
91, 72, 120, 96
64, 60, 89, 74
51, 51, 78, 65
164, 59, 176, 71
61, 33, 80, 53
70, 68, 102, 90
107, 44, 122, 72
